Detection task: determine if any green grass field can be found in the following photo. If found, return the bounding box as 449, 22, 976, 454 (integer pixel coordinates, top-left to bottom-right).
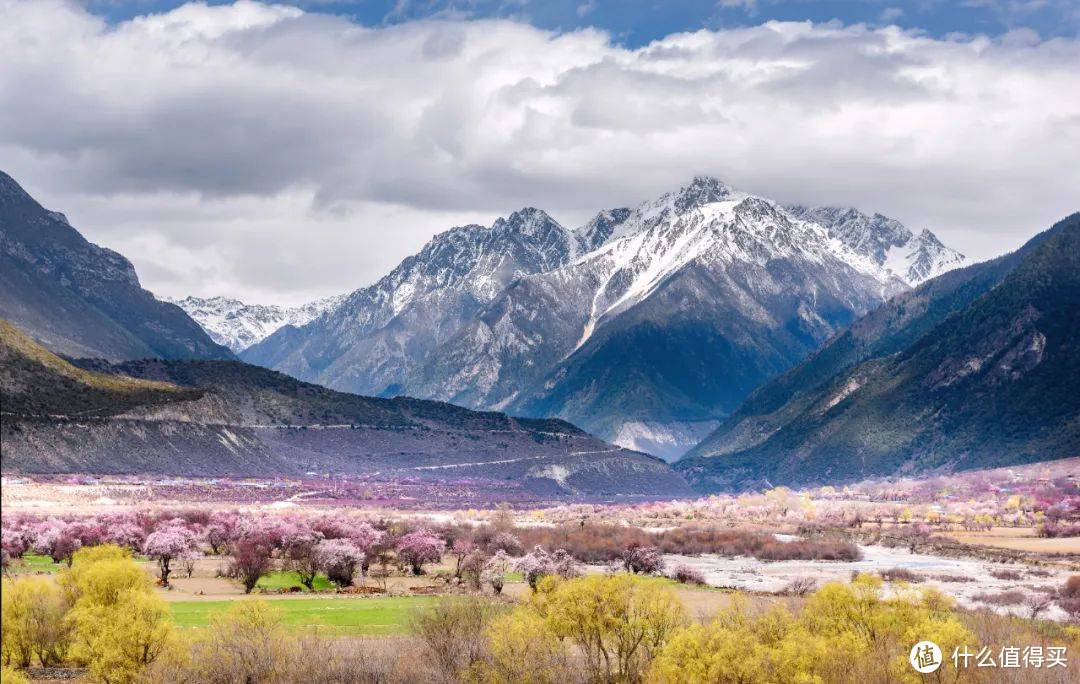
256, 570, 336, 592
169, 596, 443, 636
7, 553, 64, 574
9, 553, 154, 576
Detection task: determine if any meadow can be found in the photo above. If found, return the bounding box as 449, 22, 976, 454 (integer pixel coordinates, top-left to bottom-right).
169, 596, 440, 635
3, 460, 1079, 682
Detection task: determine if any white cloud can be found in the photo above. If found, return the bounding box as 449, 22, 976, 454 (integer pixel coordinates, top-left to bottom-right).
880, 7, 904, 22
1, 0, 1078, 304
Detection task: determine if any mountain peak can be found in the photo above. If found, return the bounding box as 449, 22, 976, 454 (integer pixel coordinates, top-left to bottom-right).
785, 204, 964, 286
169, 293, 344, 352
576, 208, 633, 253
673, 176, 734, 212
914, 227, 943, 246
0, 170, 36, 207
493, 207, 563, 237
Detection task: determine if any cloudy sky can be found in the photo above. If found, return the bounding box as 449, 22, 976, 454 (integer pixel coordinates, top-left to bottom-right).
2, 0, 1078, 305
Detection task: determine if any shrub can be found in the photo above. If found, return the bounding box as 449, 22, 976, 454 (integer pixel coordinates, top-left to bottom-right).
989, 568, 1023, 581
782, 577, 817, 596
755, 539, 861, 562
879, 568, 923, 583
1059, 597, 1080, 623
515, 524, 862, 564
971, 590, 1026, 606
412, 598, 505, 680
147, 601, 413, 683
622, 544, 664, 575
666, 563, 706, 586
159, 600, 285, 683
1062, 575, 1080, 599
929, 573, 975, 583
1037, 521, 1080, 538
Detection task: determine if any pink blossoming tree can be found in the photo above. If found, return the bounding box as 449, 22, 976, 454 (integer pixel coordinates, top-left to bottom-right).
396, 528, 446, 575
144, 522, 199, 585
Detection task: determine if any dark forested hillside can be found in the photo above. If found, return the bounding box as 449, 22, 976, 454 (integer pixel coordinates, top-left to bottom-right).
0, 319, 690, 497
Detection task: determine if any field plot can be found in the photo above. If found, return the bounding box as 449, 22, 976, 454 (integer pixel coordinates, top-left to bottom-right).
169, 595, 443, 635
943, 527, 1080, 553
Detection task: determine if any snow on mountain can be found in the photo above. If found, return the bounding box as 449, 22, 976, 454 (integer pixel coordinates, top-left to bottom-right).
575, 208, 632, 253
785, 205, 966, 285
244, 176, 967, 459
240, 207, 588, 391
168, 294, 344, 352
565, 179, 907, 351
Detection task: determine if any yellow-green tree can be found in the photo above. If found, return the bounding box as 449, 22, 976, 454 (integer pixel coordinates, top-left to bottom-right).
515, 573, 688, 683
648, 602, 859, 684
468, 610, 567, 684
0, 576, 71, 668
648, 575, 974, 684
57, 545, 135, 605
61, 544, 175, 684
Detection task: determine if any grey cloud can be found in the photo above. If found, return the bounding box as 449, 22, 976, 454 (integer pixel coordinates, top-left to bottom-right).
1, 1, 1077, 303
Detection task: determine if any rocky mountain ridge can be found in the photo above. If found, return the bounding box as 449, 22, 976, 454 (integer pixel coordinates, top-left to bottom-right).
167, 294, 345, 352
246, 177, 965, 458
0, 171, 233, 362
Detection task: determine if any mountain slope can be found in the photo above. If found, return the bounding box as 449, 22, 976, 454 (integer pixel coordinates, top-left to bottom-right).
0, 319, 688, 497
168, 294, 345, 352
0, 319, 199, 417
0, 171, 233, 361
678, 213, 1080, 491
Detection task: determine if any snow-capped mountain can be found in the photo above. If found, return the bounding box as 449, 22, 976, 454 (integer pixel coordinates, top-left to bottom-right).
168, 294, 344, 352
241, 207, 596, 391
785, 206, 965, 285
415, 177, 910, 458
245, 177, 966, 459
